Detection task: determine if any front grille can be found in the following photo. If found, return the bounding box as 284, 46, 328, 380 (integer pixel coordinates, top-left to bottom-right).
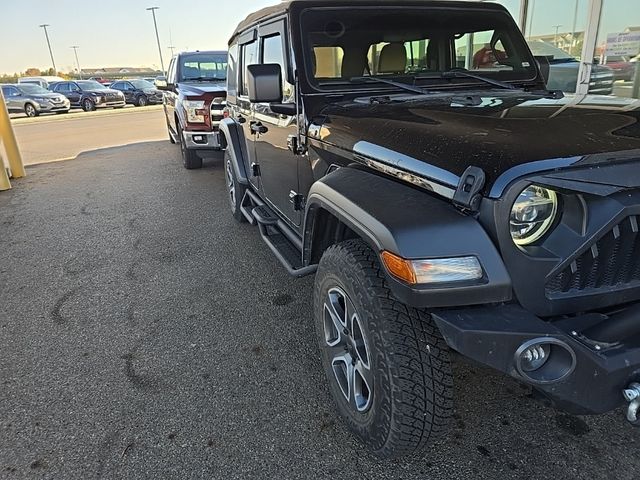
546, 215, 640, 296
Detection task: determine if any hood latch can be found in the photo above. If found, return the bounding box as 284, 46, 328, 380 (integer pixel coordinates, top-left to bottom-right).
453, 166, 485, 213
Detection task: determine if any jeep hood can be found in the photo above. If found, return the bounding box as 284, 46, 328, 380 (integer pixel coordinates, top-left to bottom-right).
315, 91, 640, 195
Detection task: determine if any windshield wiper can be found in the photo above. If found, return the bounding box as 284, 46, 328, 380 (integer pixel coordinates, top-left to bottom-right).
422, 68, 518, 90
184, 76, 226, 82
350, 76, 429, 96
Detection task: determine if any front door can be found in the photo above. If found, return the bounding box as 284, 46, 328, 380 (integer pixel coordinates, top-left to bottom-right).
67, 83, 82, 106
252, 21, 301, 226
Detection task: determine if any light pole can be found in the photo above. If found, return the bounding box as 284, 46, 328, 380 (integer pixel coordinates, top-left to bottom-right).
168, 45, 176, 57
146, 7, 165, 73
39, 24, 57, 74
70, 46, 82, 79
552, 24, 563, 47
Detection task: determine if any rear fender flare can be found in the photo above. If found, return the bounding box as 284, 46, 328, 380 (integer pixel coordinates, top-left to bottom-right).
218, 118, 249, 185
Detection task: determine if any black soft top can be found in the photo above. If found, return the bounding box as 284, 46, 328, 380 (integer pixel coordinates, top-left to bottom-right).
229, 0, 506, 43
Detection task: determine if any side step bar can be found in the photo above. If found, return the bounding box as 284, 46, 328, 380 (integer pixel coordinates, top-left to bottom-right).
241, 191, 317, 278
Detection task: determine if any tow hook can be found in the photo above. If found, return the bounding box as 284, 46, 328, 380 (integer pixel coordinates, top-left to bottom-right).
623, 383, 640, 425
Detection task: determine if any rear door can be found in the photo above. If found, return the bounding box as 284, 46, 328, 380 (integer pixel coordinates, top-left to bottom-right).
235, 30, 261, 190
253, 20, 301, 226
2, 86, 21, 111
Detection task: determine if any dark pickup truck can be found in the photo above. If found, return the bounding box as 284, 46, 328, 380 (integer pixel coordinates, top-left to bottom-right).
222, 0, 640, 459
158, 50, 227, 169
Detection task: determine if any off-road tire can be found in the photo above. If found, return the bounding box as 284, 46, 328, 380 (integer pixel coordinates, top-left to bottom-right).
82, 98, 95, 112
177, 123, 202, 169
223, 148, 246, 222
24, 103, 38, 117
314, 239, 454, 458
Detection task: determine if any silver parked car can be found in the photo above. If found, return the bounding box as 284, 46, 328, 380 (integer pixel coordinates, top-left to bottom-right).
1, 83, 71, 117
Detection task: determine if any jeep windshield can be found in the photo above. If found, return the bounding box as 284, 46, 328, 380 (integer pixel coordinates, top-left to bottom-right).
302, 6, 537, 91
179, 54, 228, 82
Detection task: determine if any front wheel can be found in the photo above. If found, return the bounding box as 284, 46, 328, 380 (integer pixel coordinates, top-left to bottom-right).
24, 103, 38, 117
223, 148, 246, 222
314, 239, 454, 458
136, 95, 148, 107
82, 99, 95, 112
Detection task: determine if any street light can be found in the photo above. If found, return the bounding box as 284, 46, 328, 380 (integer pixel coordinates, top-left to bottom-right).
552, 24, 563, 47
39, 24, 57, 74
70, 46, 82, 79
146, 7, 165, 73
168, 45, 176, 57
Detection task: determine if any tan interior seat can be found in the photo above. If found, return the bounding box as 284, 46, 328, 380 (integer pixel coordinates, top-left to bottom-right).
378, 43, 407, 74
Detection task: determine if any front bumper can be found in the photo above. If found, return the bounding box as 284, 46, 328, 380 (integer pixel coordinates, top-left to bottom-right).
95, 100, 126, 109
36, 100, 71, 112
181, 128, 221, 150
432, 303, 640, 415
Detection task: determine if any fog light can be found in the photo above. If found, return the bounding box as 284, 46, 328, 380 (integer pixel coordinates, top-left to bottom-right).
514, 338, 576, 384
519, 343, 550, 371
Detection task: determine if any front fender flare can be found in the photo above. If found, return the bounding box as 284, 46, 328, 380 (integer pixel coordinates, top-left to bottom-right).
304, 167, 512, 308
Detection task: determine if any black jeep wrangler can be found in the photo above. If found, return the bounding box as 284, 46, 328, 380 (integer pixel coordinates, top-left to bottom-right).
222, 0, 640, 458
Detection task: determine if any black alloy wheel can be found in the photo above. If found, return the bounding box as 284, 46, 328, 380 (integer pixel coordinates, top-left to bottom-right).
223, 148, 247, 222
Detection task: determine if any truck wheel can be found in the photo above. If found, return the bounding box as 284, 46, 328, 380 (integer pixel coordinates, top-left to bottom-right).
223, 148, 246, 222
82, 99, 95, 112
314, 239, 454, 458
177, 124, 202, 169
24, 103, 38, 117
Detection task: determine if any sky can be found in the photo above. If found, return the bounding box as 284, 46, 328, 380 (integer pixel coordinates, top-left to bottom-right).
0, 0, 638, 75
0, 0, 278, 74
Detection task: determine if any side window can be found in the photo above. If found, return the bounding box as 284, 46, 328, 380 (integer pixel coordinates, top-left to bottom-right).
227, 43, 239, 103
57, 83, 70, 92
111, 82, 122, 89
70, 83, 80, 91
240, 41, 258, 96
1, 86, 9, 97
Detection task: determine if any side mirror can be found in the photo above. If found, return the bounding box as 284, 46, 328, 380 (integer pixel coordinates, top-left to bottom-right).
155, 77, 168, 90
246, 64, 282, 103
534, 55, 551, 85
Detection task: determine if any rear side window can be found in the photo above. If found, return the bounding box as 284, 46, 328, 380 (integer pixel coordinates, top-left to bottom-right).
240, 41, 258, 96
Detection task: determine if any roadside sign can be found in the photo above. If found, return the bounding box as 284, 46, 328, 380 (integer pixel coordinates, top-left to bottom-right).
605, 32, 640, 56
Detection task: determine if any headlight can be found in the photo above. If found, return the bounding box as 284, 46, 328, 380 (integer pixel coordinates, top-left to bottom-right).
510, 185, 558, 246
182, 100, 206, 123
93, 96, 104, 103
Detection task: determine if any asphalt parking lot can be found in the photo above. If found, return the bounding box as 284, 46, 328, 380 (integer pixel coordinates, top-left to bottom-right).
1, 131, 639, 479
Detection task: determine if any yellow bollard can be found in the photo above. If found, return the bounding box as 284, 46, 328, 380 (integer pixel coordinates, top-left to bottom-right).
0, 89, 26, 179
0, 154, 10, 191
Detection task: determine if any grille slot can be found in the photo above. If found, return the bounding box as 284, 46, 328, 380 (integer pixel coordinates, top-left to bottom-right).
546, 215, 640, 296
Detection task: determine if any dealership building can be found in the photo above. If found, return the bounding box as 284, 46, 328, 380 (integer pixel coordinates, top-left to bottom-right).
492, 0, 640, 98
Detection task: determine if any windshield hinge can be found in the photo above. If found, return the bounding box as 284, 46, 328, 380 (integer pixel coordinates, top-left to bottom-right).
287, 135, 307, 156
453, 166, 485, 213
